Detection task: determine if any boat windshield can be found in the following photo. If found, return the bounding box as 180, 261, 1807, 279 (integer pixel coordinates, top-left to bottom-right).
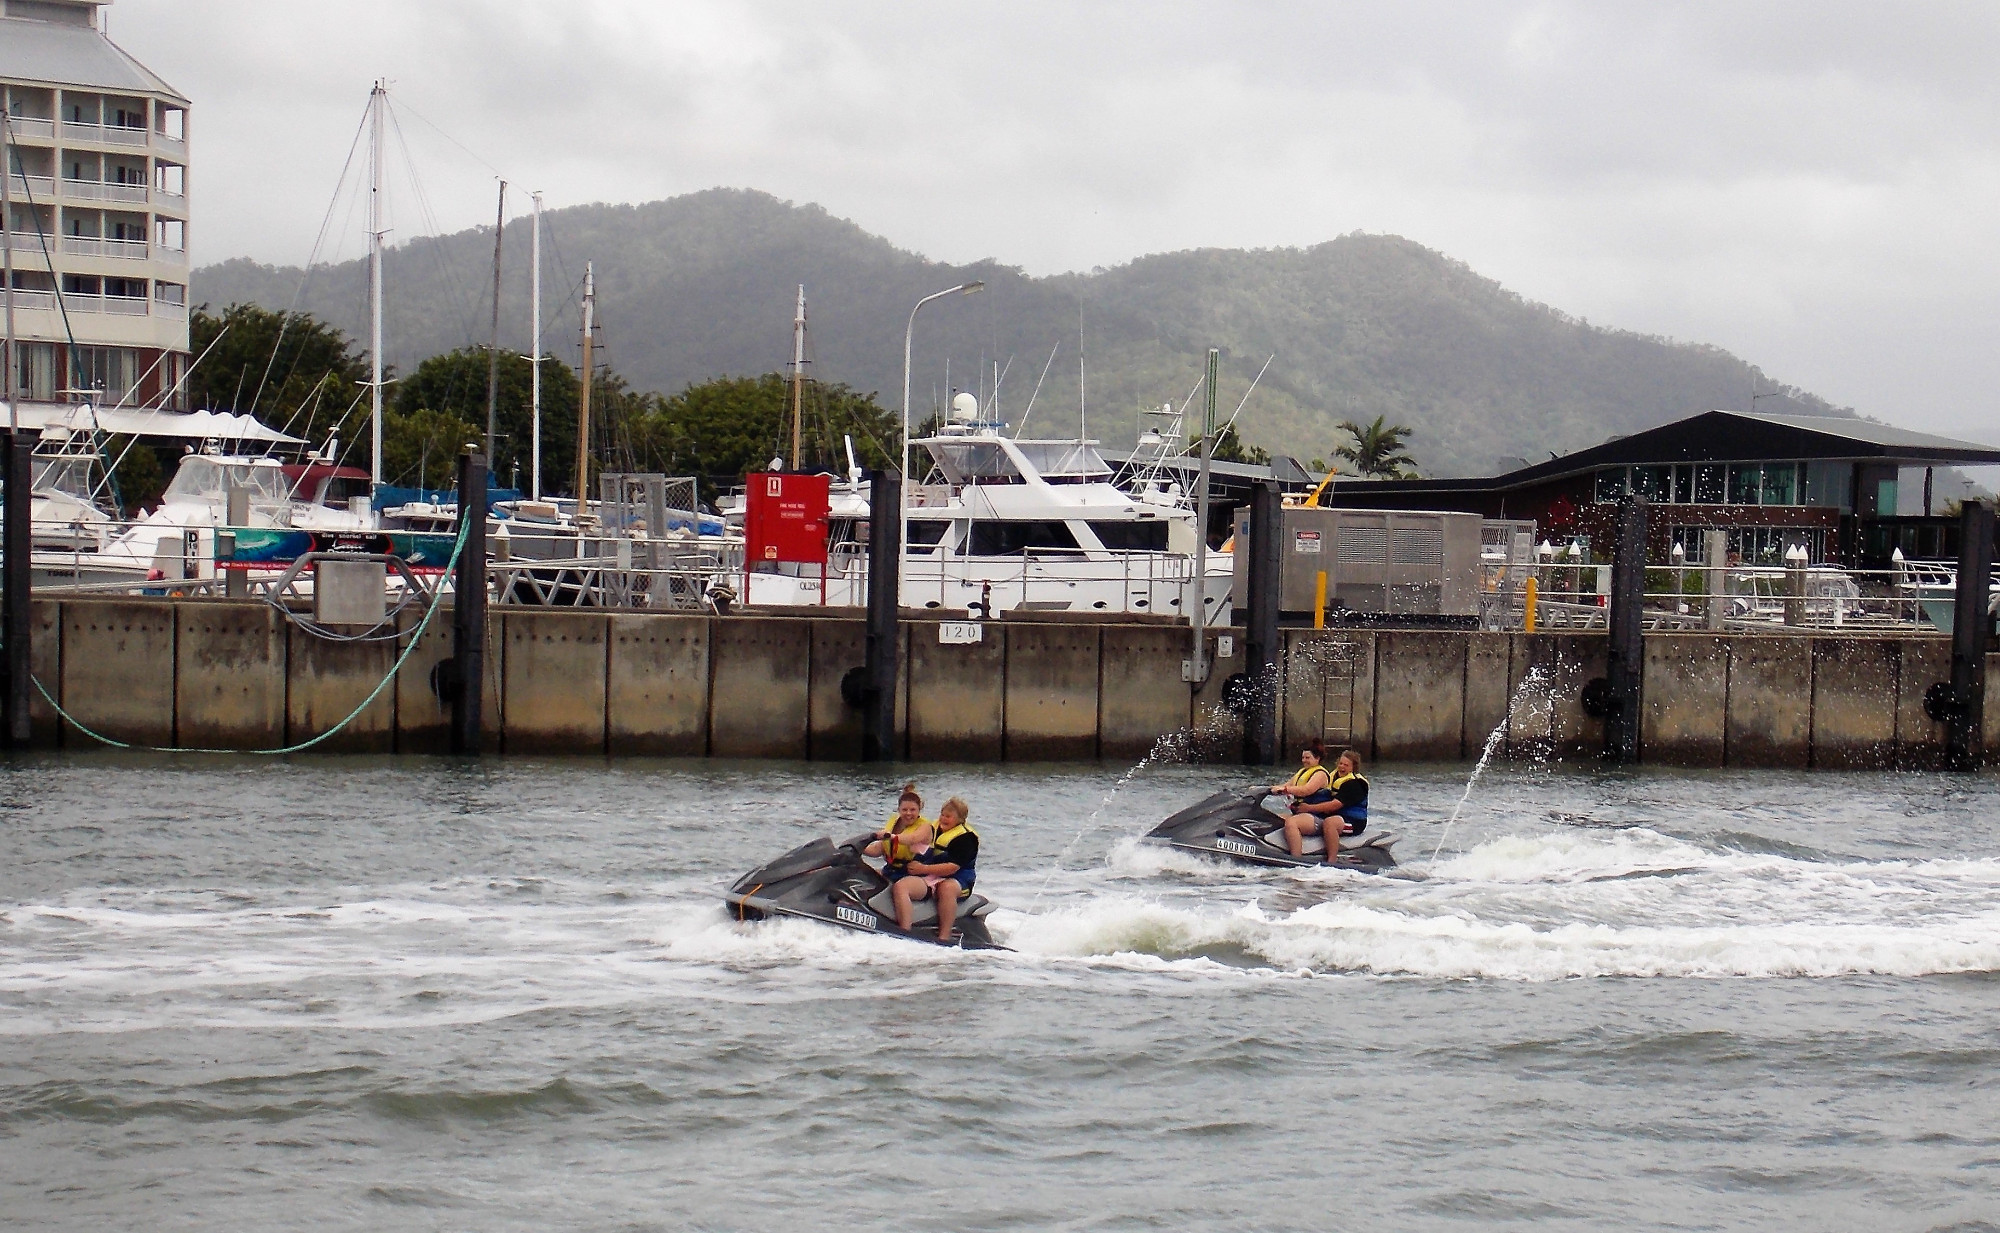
31, 457, 97, 498
162, 457, 293, 505
924, 439, 1111, 483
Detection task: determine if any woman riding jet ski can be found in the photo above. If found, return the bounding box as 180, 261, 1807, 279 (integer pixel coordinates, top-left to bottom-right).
1143, 748, 1398, 872
721, 796, 1003, 949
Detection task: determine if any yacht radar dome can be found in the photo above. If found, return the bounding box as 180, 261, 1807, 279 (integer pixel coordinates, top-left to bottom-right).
950, 392, 981, 423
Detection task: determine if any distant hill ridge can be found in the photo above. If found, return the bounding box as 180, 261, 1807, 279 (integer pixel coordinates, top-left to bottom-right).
194, 187, 1848, 477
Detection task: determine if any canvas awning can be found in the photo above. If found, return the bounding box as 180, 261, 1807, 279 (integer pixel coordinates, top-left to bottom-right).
3, 402, 304, 445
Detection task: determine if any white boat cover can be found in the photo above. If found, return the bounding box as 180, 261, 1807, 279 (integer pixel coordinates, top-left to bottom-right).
3, 402, 303, 445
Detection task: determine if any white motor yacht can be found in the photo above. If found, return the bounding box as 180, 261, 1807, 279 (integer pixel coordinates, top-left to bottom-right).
739, 395, 1232, 621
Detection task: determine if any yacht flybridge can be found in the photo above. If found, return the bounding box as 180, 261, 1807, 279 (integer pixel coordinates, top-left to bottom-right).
739, 394, 1233, 621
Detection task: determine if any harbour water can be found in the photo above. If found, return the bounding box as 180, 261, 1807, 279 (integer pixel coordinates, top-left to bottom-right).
3, 753, 1999, 1229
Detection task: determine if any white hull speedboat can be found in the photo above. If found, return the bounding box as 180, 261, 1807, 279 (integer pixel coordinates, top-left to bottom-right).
32, 455, 378, 591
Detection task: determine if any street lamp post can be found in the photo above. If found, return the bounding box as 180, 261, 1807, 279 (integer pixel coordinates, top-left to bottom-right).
900, 280, 985, 596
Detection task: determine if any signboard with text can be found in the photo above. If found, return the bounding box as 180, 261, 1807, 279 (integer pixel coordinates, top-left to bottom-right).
744, 472, 831, 566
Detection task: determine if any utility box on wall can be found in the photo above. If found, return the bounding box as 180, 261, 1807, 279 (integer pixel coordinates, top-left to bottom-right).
743, 472, 830, 566
1234, 507, 1486, 619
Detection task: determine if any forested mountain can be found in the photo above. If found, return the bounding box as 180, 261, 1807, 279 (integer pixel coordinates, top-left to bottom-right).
194, 188, 1847, 477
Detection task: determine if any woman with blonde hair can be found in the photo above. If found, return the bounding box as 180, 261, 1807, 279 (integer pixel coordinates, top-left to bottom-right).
891, 795, 979, 943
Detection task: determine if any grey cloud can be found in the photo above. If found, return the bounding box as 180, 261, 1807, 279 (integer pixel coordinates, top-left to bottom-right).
111, 0, 2000, 441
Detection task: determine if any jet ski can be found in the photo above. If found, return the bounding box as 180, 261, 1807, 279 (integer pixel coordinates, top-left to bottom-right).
722, 832, 1004, 949
1144, 787, 1399, 872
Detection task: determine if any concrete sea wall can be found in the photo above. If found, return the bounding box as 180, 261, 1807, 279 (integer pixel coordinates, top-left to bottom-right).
29, 597, 1991, 767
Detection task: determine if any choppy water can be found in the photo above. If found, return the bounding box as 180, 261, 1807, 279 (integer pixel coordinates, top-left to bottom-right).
3, 752, 1999, 1230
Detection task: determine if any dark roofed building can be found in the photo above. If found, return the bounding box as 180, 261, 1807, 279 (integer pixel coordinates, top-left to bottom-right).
1316, 410, 2000, 569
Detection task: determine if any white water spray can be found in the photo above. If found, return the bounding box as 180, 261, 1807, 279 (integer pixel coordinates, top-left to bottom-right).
1429, 665, 1550, 865
1032, 737, 1172, 905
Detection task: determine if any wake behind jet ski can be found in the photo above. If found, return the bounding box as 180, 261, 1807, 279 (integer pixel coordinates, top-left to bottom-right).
722, 832, 1004, 949
1144, 786, 1400, 872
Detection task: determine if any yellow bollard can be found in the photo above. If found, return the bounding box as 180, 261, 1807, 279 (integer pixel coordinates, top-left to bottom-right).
1524, 576, 1538, 633
1314, 570, 1328, 630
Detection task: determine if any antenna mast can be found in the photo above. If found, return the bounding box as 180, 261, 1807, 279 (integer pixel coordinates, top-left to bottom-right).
367, 79, 386, 492
529, 191, 542, 500
572, 261, 595, 516
789, 284, 806, 469
1077, 299, 1086, 443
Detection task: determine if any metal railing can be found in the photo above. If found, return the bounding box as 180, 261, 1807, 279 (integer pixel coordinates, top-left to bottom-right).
60, 120, 150, 147
60, 234, 151, 260
1500, 560, 1968, 633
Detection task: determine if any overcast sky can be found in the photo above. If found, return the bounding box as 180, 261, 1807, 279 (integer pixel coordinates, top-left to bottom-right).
113, 0, 2000, 444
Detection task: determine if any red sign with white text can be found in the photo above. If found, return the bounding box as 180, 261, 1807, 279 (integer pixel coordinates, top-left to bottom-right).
744, 472, 830, 565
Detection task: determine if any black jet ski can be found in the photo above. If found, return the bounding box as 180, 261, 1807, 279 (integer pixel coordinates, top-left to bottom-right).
722, 832, 1004, 949
1144, 787, 1399, 872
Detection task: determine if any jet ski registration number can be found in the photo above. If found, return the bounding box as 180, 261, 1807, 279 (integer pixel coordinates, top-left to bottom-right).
1214, 837, 1259, 857
834, 904, 878, 929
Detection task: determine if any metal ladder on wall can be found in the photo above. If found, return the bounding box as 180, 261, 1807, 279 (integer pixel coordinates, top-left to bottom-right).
1310, 637, 1362, 746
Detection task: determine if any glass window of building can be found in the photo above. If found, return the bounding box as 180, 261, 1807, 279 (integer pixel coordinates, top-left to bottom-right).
1728, 463, 1763, 504
1761, 463, 1800, 506
1594, 468, 1628, 502
1694, 464, 1725, 503
1631, 465, 1671, 501
71, 345, 140, 403
1803, 462, 1853, 510
1668, 526, 1717, 562
16, 342, 57, 401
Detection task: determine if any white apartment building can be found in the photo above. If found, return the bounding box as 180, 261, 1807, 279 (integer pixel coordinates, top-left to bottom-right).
2, 0, 189, 413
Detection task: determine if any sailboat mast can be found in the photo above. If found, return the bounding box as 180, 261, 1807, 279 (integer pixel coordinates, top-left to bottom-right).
572, 261, 594, 515
483, 180, 505, 460
789, 284, 806, 470
367, 79, 386, 492
529, 191, 542, 501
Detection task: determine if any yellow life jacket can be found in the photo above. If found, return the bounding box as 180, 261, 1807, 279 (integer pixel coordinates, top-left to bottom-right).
1328, 772, 1368, 813
1288, 765, 1331, 795
929, 819, 978, 874
882, 814, 935, 864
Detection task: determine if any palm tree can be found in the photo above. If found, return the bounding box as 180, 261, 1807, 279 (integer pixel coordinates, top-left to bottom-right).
1333, 415, 1418, 478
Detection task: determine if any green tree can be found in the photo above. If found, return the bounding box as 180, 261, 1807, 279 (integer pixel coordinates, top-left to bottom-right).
392, 348, 581, 494
103, 435, 167, 515
188, 304, 370, 451
382, 408, 482, 490
632, 373, 900, 498
1205, 424, 1270, 465
1333, 415, 1418, 478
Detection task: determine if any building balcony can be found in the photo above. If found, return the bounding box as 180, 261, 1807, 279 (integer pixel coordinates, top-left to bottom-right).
4, 116, 56, 142
62, 178, 149, 204
59, 235, 152, 260
0, 288, 58, 312
155, 132, 187, 159
65, 292, 152, 316
2, 230, 57, 257
7, 172, 57, 200
60, 120, 151, 148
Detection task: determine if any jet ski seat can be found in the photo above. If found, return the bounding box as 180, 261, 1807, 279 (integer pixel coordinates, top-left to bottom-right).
1252, 823, 1381, 857
865, 888, 991, 927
